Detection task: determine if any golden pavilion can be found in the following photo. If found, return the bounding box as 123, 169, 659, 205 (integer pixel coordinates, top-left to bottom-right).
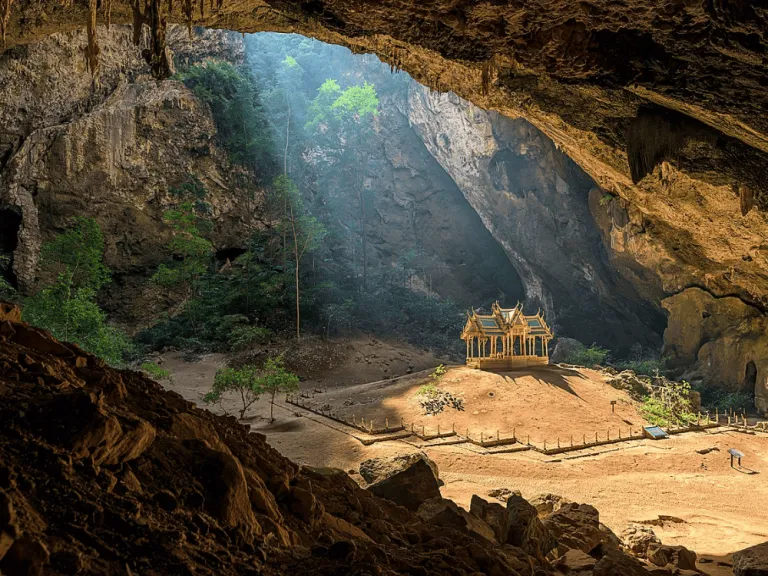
461, 302, 553, 369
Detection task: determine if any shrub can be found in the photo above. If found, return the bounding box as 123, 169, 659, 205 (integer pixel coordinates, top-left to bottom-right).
613, 358, 663, 377
259, 356, 299, 422
563, 343, 609, 367
694, 384, 753, 413
640, 380, 697, 427
417, 383, 438, 398
430, 364, 447, 382
140, 362, 171, 381
228, 325, 271, 351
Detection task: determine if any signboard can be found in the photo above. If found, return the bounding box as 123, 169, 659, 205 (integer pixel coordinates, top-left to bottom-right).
643, 426, 669, 440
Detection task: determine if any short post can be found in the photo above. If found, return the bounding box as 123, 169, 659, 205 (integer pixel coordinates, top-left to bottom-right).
715, 408, 719, 423
452, 423, 455, 433
527, 434, 530, 445
610, 400, 616, 413
618, 429, 622, 440
437, 424, 441, 435
467, 428, 470, 439
370, 420, 374, 433
401, 418, 404, 428
481, 432, 484, 444
607, 429, 610, 441
570, 435, 573, 447
385, 418, 389, 431
497, 430, 500, 441
582, 434, 586, 445
543, 439, 547, 451
557, 437, 560, 449
411, 423, 414, 434
422, 425, 425, 437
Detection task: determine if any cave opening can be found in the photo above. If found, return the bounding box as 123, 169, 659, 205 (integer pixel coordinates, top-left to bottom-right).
744, 360, 757, 398
0, 207, 21, 289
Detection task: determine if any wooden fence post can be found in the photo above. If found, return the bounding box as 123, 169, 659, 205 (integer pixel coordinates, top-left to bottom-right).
570, 435, 573, 447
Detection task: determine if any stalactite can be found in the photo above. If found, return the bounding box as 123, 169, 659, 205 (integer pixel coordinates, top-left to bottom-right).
481, 56, 496, 97
85, 0, 100, 76
168, 0, 173, 17
147, 0, 173, 79
131, 0, 145, 45
199, 0, 204, 18
627, 108, 688, 183
104, 0, 112, 28
182, 0, 193, 35
1, 0, 13, 50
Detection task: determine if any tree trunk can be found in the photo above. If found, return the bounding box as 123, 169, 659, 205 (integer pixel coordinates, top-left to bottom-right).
270, 390, 276, 422
284, 106, 291, 176
359, 188, 367, 291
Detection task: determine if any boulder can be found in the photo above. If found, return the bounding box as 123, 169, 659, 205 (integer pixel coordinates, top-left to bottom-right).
556, 548, 597, 573
504, 494, 558, 559
551, 337, 584, 364
367, 458, 440, 511
470, 495, 508, 542
592, 548, 650, 576
529, 493, 571, 517
543, 503, 604, 555
647, 544, 698, 571
620, 524, 661, 557
359, 453, 440, 485
733, 542, 768, 576
417, 497, 496, 543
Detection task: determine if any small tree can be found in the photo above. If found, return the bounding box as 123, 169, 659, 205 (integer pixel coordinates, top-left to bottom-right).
204, 365, 262, 420
260, 356, 299, 422
271, 176, 326, 341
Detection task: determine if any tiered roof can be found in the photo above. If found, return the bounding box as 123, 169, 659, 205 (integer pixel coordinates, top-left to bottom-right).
461, 301, 552, 339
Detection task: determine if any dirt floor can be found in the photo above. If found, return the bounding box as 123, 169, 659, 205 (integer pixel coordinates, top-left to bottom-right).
159, 340, 768, 573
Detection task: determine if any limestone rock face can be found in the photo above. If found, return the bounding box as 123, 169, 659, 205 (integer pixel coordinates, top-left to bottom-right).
359, 453, 439, 485
404, 86, 664, 353
663, 287, 768, 411
366, 458, 441, 511
0, 28, 253, 328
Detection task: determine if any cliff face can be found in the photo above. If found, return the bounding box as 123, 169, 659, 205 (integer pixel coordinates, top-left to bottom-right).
403, 87, 665, 352
0, 26, 255, 327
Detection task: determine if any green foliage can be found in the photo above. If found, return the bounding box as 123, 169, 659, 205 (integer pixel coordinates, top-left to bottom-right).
204, 365, 263, 419
259, 355, 300, 421
140, 361, 171, 381
694, 384, 754, 412
0, 254, 17, 301
177, 60, 276, 177
417, 382, 438, 399
228, 324, 271, 351
562, 343, 610, 367
431, 364, 447, 382
22, 218, 133, 366
613, 358, 663, 377
331, 82, 380, 119
640, 380, 697, 427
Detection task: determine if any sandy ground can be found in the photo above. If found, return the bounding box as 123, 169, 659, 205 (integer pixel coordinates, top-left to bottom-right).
158, 344, 768, 570
312, 365, 650, 444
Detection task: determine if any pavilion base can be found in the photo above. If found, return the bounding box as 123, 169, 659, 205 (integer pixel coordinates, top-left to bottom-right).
466, 357, 549, 370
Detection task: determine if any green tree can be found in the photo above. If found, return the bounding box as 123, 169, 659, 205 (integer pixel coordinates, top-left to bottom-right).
152, 199, 214, 310
22, 218, 132, 366
260, 355, 299, 422
204, 365, 263, 420
271, 175, 326, 341
177, 60, 276, 177
307, 79, 379, 291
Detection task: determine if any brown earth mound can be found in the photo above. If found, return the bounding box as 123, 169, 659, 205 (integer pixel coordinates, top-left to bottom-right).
0, 302, 716, 575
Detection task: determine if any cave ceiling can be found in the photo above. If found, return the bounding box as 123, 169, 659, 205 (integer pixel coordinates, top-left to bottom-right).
3, 0, 768, 310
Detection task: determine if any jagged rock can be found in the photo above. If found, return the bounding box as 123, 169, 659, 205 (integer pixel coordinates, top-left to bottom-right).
359, 453, 440, 485
647, 544, 698, 571
530, 493, 572, 517
620, 524, 661, 557
556, 548, 597, 573
0, 536, 49, 576
544, 503, 604, 555
733, 541, 768, 576
504, 494, 558, 560
592, 548, 650, 576
417, 497, 496, 543
487, 487, 521, 502
366, 458, 440, 511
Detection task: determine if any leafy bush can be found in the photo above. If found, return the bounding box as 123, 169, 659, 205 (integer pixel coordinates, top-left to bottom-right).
430, 364, 447, 382
694, 384, 753, 412
228, 325, 271, 351
417, 383, 438, 398
259, 356, 299, 422
22, 218, 133, 367
562, 343, 610, 367
140, 361, 171, 381
640, 380, 697, 427
613, 358, 663, 377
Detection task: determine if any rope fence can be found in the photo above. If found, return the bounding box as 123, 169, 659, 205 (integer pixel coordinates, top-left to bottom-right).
285, 393, 732, 454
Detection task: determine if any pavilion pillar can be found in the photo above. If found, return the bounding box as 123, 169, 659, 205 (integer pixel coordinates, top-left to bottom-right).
466, 339, 469, 360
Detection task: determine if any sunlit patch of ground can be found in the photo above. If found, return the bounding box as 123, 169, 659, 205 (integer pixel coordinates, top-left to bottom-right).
161, 347, 768, 565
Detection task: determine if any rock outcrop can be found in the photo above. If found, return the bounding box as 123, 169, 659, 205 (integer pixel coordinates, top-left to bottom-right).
0, 301, 701, 575
733, 541, 768, 576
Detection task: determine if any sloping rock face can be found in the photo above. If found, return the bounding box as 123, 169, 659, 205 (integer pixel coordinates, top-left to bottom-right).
663, 287, 768, 410
404, 86, 665, 352
0, 303, 555, 575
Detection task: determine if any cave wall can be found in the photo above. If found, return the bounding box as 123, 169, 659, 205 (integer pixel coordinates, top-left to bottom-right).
0, 26, 256, 327
402, 86, 664, 353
